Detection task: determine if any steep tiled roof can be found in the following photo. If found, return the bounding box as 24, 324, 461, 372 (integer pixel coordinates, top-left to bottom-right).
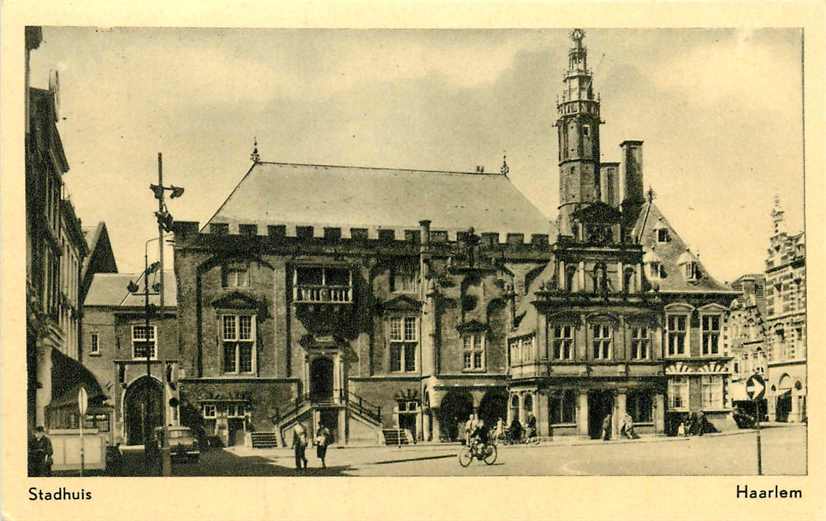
633, 201, 735, 294
204, 162, 551, 238
85, 271, 176, 308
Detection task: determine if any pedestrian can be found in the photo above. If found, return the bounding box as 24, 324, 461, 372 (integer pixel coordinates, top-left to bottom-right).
601, 413, 612, 441
494, 417, 505, 443
677, 420, 687, 437
292, 422, 309, 470
29, 426, 53, 477
315, 424, 331, 469
509, 417, 523, 443
622, 413, 638, 439
696, 411, 706, 436
526, 413, 537, 442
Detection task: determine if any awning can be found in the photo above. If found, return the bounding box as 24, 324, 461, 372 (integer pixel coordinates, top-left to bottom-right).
729, 382, 749, 402
48, 348, 109, 411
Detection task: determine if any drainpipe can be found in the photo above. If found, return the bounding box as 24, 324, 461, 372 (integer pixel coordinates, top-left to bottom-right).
419, 220, 432, 441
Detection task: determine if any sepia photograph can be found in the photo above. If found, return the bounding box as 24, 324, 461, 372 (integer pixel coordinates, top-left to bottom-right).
21, 25, 808, 479
5, 2, 826, 519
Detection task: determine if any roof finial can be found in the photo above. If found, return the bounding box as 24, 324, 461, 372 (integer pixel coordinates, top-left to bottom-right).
500, 153, 509, 177
250, 137, 260, 163
646, 186, 656, 203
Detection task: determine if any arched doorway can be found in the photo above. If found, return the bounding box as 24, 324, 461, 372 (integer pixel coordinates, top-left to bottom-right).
438, 391, 474, 441
776, 374, 792, 422
124, 376, 164, 445
478, 389, 508, 430
310, 357, 334, 402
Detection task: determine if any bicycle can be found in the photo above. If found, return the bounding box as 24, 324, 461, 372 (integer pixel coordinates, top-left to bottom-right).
458, 438, 497, 467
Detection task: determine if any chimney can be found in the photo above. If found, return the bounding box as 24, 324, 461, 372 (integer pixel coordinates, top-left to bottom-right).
600, 162, 620, 207
620, 141, 644, 204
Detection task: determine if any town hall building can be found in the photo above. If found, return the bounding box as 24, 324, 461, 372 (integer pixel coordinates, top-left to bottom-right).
171, 29, 738, 447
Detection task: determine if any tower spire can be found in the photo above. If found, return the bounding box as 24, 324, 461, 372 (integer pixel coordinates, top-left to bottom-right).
771, 194, 785, 235
556, 28, 603, 236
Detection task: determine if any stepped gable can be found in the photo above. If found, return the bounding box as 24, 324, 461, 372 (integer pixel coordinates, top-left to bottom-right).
203, 161, 551, 237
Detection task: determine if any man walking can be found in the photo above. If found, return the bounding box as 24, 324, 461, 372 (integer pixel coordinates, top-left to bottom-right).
292, 422, 309, 470
601, 413, 612, 441
30, 426, 53, 476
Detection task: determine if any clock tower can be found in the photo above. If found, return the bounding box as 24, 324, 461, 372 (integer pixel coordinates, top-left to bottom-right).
556, 28, 602, 236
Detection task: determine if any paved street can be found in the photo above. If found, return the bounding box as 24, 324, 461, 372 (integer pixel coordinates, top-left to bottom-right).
113, 424, 805, 477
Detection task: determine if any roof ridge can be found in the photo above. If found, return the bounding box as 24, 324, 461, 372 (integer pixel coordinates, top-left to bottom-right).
256, 160, 505, 177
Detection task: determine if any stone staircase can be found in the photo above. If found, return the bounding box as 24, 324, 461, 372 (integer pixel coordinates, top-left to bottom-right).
249, 432, 279, 448
382, 428, 412, 446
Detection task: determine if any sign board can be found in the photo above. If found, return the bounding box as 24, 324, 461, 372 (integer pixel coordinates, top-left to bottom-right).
746, 374, 766, 401
78, 387, 89, 416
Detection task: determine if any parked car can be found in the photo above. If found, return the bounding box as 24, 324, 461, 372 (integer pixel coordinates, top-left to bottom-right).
152, 426, 200, 462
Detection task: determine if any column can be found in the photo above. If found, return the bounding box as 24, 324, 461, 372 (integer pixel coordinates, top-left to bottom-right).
654, 393, 665, 434
333, 354, 341, 404
518, 393, 525, 425
423, 410, 432, 441
537, 391, 550, 437
578, 261, 586, 291
614, 390, 627, 439
766, 392, 777, 421
506, 394, 513, 425
338, 407, 347, 445
303, 355, 310, 398
431, 409, 441, 442
577, 390, 589, 437
790, 391, 800, 423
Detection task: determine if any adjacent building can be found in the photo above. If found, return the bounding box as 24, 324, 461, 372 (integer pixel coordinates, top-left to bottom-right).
170, 29, 740, 446
81, 271, 179, 445
764, 198, 806, 422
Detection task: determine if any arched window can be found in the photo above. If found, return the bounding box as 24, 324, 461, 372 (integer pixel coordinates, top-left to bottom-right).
523, 394, 533, 414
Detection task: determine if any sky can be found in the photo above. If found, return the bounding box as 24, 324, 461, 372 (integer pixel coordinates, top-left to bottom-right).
30, 27, 804, 282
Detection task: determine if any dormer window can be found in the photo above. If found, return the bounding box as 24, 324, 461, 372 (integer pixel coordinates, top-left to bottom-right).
684, 262, 699, 281
653, 219, 670, 243
677, 249, 700, 282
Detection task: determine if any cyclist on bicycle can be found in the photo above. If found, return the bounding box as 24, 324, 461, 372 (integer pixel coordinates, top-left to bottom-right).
469, 418, 488, 455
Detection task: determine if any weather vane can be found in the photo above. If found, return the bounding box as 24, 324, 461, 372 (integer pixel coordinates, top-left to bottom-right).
250, 137, 260, 163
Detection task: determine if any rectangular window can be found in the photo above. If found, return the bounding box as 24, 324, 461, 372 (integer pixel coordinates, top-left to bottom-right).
701, 315, 721, 355
462, 333, 486, 371
221, 314, 256, 374
202, 404, 217, 418
132, 325, 157, 359
592, 324, 612, 360
666, 315, 688, 356
90, 333, 100, 355
553, 325, 574, 360
389, 316, 417, 373
648, 262, 663, 279
224, 266, 249, 288
668, 377, 689, 409
631, 326, 649, 360
701, 375, 723, 409
627, 392, 653, 423
550, 390, 576, 424
392, 265, 418, 293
